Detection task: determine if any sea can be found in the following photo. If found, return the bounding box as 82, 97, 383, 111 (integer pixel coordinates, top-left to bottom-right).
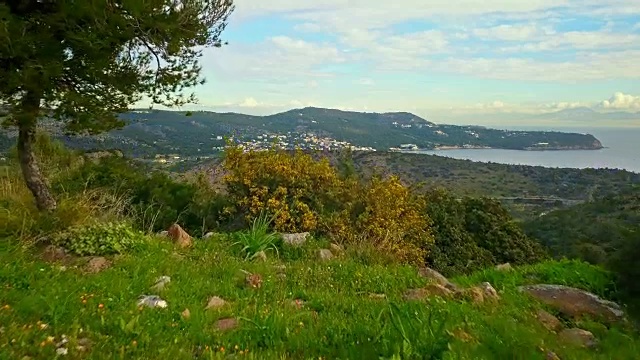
409, 126, 640, 174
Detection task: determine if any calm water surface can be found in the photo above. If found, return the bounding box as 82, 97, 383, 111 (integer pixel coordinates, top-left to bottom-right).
412, 126, 639, 173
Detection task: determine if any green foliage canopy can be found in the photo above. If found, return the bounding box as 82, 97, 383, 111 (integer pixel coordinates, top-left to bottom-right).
0, 0, 234, 132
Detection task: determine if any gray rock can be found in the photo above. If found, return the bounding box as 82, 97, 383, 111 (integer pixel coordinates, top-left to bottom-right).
203, 232, 216, 239
137, 295, 168, 309
519, 284, 625, 324
558, 328, 597, 348
281, 232, 310, 246
330, 243, 345, 255
254, 251, 268, 262
157, 231, 169, 238
206, 296, 227, 310
417, 267, 460, 292
317, 249, 334, 261
86, 257, 111, 274
150, 276, 171, 291
496, 263, 513, 271
480, 282, 500, 300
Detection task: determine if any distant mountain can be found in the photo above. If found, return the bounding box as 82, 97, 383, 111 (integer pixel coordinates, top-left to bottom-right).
536, 107, 640, 122
0, 107, 604, 157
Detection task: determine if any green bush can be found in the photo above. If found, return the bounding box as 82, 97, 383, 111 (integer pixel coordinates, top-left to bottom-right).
53, 222, 146, 256
54, 156, 230, 236
424, 188, 548, 276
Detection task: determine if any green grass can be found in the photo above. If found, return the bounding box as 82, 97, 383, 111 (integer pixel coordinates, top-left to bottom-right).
1, 236, 639, 360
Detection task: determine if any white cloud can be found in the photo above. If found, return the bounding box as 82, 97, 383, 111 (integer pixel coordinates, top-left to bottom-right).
432, 50, 640, 81
238, 97, 260, 108
358, 78, 375, 86
473, 24, 551, 41
599, 92, 640, 110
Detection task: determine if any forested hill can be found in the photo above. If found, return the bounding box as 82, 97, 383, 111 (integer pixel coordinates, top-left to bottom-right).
1, 107, 603, 157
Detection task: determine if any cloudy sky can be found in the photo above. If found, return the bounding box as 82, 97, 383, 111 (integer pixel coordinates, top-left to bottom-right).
147, 0, 640, 125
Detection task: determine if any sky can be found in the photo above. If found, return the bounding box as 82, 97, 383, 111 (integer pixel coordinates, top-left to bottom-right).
142, 0, 640, 125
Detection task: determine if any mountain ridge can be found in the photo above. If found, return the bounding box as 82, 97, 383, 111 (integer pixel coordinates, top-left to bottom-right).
1, 107, 605, 157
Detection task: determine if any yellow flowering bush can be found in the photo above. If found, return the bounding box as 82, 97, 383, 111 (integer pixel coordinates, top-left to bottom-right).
222, 144, 342, 233
323, 176, 434, 265
223, 145, 434, 264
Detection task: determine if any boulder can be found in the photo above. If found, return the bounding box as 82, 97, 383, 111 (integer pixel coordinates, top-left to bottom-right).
558, 328, 597, 348
181, 308, 191, 320
496, 263, 513, 271
43, 245, 68, 262
85, 257, 111, 273
403, 284, 454, 301
318, 249, 334, 261
480, 282, 500, 301
254, 251, 268, 262
203, 232, 216, 239
206, 296, 227, 310
330, 243, 345, 255
536, 309, 563, 332
281, 232, 309, 247
215, 317, 239, 332
519, 284, 625, 325
462, 287, 485, 304
167, 224, 192, 248
417, 267, 460, 291
150, 276, 171, 291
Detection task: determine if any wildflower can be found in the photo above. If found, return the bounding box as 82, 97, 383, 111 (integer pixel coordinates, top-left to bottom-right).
132, 340, 138, 347
219, 346, 225, 353
2, 304, 9, 310
46, 336, 55, 343
234, 345, 239, 350
98, 304, 104, 309
39, 323, 48, 330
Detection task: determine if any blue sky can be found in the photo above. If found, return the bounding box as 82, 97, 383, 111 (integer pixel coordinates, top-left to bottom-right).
145, 0, 640, 125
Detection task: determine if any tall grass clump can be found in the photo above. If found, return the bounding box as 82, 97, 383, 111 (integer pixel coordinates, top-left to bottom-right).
231, 212, 281, 261
0, 134, 129, 244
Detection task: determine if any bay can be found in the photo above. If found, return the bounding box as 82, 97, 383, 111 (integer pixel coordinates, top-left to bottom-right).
409, 126, 640, 173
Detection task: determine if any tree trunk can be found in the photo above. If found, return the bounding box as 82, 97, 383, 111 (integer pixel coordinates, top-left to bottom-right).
17, 91, 57, 212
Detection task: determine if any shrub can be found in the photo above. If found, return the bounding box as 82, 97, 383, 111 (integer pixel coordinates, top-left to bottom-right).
52, 222, 146, 256
423, 188, 547, 276
323, 176, 434, 265
222, 145, 342, 233
54, 156, 230, 236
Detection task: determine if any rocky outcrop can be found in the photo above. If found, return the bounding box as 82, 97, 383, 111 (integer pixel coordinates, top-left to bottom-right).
519, 285, 625, 325
404, 284, 454, 301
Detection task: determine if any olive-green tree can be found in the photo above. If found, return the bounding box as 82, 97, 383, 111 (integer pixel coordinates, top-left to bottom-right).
0, 0, 234, 211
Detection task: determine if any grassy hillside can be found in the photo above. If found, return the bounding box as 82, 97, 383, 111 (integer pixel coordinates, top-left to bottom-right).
1, 237, 637, 360
2, 136, 639, 359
